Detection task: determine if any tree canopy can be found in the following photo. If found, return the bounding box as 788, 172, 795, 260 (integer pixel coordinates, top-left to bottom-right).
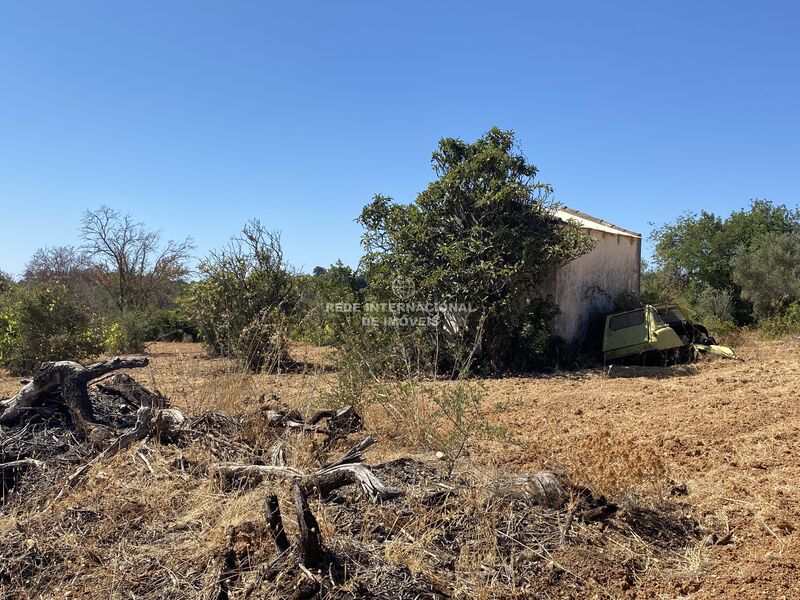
731, 232, 800, 319
357, 127, 593, 373
650, 199, 800, 324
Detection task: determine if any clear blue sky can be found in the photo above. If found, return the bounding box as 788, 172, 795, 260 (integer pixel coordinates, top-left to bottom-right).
1, 1, 798, 277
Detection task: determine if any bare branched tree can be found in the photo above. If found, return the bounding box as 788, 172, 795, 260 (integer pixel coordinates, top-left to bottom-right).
24, 245, 90, 285
80, 206, 194, 311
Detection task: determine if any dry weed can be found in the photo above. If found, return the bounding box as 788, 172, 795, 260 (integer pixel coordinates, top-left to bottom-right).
564, 428, 668, 499
0, 342, 736, 598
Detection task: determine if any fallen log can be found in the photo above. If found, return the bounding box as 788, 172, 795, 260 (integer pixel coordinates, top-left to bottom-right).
213, 436, 401, 501
0, 356, 149, 438
490, 471, 571, 509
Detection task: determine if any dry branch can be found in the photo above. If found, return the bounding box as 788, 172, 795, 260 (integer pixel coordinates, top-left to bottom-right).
214, 464, 304, 487
264, 493, 291, 553
262, 404, 362, 437
0, 356, 149, 438
307, 463, 402, 501
293, 482, 325, 568
96, 372, 168, 409
214, 436, 401, 501
0, 458, 45, 471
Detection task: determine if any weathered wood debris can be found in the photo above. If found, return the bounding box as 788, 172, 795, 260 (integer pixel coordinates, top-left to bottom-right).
1, 357, 629, 600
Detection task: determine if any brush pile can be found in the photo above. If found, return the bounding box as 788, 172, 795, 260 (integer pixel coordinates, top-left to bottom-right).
1, 357, 706, 599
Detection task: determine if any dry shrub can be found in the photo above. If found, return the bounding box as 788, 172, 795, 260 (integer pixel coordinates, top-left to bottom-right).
193, 371, 257, 414
0, 445, 272, 598
362, 380, 504, 475
565, 428, 667, 498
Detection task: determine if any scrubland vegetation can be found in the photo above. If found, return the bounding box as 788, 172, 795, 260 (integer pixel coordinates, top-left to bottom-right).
3, 170, 799, 379
2, 129, 799, 598
643, 199, 800, 339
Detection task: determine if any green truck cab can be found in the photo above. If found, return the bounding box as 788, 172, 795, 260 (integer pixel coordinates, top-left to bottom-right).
602, 303, 736, 363
602, 305, 683, 361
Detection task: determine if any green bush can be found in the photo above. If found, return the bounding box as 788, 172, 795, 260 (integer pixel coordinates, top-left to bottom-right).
683, 284, 737, 337
185, 220, 298, 371
148, 306, 199, 342
691, 284, 734, 323
295, 261, 364, 346
0, 283, 104, 375
101, 310, 149, 354
760, 302, 800, 338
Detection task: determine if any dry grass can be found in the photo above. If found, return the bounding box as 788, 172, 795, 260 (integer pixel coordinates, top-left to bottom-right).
2, 334, 799, 598
564, 428, 668, 498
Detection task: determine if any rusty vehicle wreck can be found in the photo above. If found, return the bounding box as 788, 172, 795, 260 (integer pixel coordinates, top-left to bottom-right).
602, 303, 737, 365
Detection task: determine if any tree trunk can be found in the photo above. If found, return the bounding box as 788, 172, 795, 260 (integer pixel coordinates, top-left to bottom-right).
264, 493, 291, 553
0, 356, 149, 437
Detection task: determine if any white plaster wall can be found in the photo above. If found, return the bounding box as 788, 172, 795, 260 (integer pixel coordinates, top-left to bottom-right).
548, 230, 641, 345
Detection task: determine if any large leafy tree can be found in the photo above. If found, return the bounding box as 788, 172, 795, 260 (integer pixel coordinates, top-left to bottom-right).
651, 199, 800, 323
358, 127, 593, 374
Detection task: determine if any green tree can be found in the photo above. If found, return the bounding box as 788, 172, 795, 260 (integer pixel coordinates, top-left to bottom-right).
0, 271, 13, 295
731, 232, 800, 319
296, 261, 364, 345
357, 127, 593, 375
651, 199, 800, 323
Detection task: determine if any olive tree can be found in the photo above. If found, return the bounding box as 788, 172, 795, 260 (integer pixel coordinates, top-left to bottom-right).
731, 232, 800, 319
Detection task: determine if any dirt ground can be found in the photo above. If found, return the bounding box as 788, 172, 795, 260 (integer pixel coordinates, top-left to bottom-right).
477, 337, 800, 599
1, 336, 798, 598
